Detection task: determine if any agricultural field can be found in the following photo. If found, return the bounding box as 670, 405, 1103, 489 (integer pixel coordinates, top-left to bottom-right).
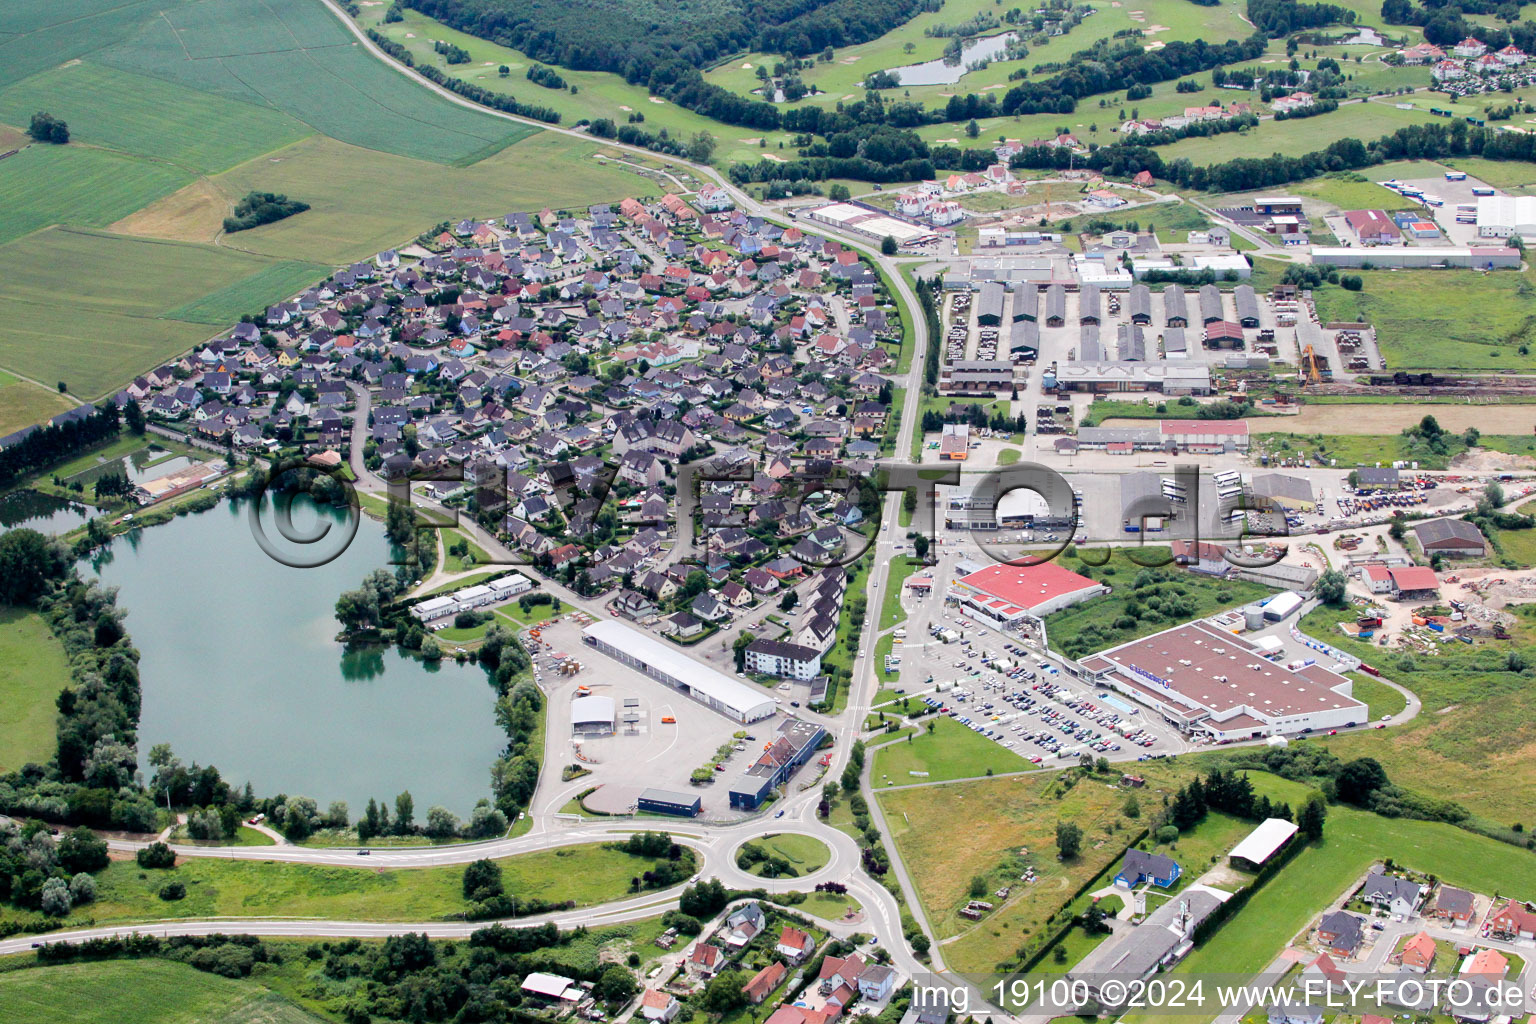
877, 761, 1193, 972
871, 717, 1030, 786
0, 0, 182, 92
92, 0, 533, 165
1313, 268, 1536, 372
0, 62, 313, 174
0, 228, 307, 398
0, 605, 73, 772
210, 133, 642, 264
0, 959, 324, 1024
158, 260, 334, 326
0, 143, 191, 247
0, 370, 75, 435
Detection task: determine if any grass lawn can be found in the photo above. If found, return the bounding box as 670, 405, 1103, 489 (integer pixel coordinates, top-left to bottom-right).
1290, 171, 1419, 213
871, 717, 1028, 786
0, 842, 667, 934
0, 370, 74, 436
740, 833, 830, 876
1486, 517, 1536, 564
878, 762, 1194, 972
442, 528, 492, 573
1043, 548, 1277, 660
799, 889, 862, 922
169, 825, 277, 848
422, 570, 501, 597
0, 605, 73, 772
1313, 268, 1536, 373
0, 958, 323, 1024
1347, 673, 1408, 721
879, 556, 918, 631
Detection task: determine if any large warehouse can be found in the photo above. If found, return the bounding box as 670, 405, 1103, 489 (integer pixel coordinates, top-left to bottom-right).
1311, 246, 1520, 270
1074, 621, 1365, 740
1476, 194, 1536, 238
582, 621, 777, 723
950, 561, 1108, 625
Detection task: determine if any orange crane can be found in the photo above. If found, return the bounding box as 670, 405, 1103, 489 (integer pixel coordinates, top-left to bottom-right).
1301, 342, 1322, 386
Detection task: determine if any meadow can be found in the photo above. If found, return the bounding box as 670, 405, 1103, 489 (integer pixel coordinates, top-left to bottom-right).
1161, 101, 1435, 166
0, 605, 73, 772
1313, 267, 1536, 371
878, 762, 1193, 972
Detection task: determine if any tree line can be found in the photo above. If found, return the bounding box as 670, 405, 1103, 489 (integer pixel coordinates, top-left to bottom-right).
0, 404, 119, 489
366, 30, 563, 123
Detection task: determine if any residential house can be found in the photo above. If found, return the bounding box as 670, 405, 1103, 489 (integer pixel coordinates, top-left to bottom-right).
1116, 849, 1180, 889
1359, 871, 1423, 917
1317, 910, 1365, 956
776, 926, 815, 963
742, 961, 787, 1004
640, 990, 680, 1022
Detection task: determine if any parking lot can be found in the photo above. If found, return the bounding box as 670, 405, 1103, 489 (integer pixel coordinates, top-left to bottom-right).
523, 614, 777, 820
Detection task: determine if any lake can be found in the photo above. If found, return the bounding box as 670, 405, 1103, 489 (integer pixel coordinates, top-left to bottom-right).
0, 490, 92, 534
881, 31, 1021, 87
95, 494, 507, 816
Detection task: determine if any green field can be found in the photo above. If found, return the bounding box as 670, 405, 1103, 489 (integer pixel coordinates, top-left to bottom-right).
879, 556, 919, 631
0, 370, 75, 434
0, 61, 313, 174
0, 959, 324, 1024
1165, 102, 1434, 167
91, 0, 533, 165
0, 0, 177, 92
211, 132, 641, 264
159, 260, 331, 326
0, 605, 73, 772
0, 842, 667, 933
0, 143, 191, 247
1043, 549, 1277, 659
871, 716, 1028, 785
0, 228, 307, 397
1290, 171, 1418, 213
1313, 267, 1536, 372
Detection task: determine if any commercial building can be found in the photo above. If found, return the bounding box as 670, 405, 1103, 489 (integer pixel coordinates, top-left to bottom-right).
1250, 473, 1314, 511
1159, 419, 1249, 453
939, 422, 970, 460
745, 639, 823, 680
1070, 887, 1227, 990
1343, 209, 1401, 245
637, 788, 702, 817
1075, 620, 1366, 740
583, 620, 777, 722
571, 695, 616, 736
728, 717, 828, 809
1311, 246, 1520, 269
950, 561, 1107, 624
803, 201, 933, 245
1189, 254, 1252, 279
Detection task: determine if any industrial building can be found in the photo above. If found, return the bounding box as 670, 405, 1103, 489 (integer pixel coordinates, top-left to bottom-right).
1475, 194, 1536, 238
727, 718, 828, 809
1163, 285, 1188, 326
1070, 887, 1227, 991
1311, 246, 1520, 269
636, 788, 702, 817
977, 281, 1007, 325
571, 695, 616, 736
1074, 620, 1366, 740
744, 639, 823, 680
939, 360, 1015, 392
950, 561, 1108, 625
1228, 818, 1299, 871
1250, 473, 1314, 511
1412, 518, 1486, 557
582, 620, 777, 722
1053, 361, 1212, 395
